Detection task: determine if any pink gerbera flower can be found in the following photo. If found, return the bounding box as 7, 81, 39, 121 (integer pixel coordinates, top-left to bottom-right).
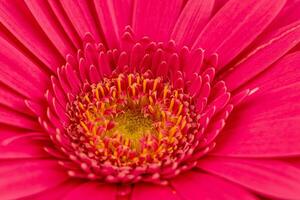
1, 0, 300, 199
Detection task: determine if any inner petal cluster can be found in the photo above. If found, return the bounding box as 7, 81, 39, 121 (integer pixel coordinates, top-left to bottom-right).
67, 72, 198, 168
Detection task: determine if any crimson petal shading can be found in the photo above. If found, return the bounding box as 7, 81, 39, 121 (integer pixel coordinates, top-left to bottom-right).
22, 180, 84, 200
132, 0, 183, 42
0, 140, 49, 159
0, 84, 30, 115
47, 0, 81, 48
0, 160, 69, 199
192, 0, 286, 68
211, 82, 300, 157
60, 0, 103, 42
0, 106, 39, 130
0, 0, 64, 71
223, 20, 300, 91
240, 51, 300, 95
62, 182, 116, 200
0, 36, 48, 100
171, 0, 214, 47
132, 183, 181, 200
197, 157, 300, 199
24, 0, 76, 56
94, 0, 133, 48
171, 171, 258, 200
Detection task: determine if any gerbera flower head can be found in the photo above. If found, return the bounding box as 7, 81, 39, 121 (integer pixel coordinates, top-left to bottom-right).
40, 31, 237, 184
1, 0, 300, 199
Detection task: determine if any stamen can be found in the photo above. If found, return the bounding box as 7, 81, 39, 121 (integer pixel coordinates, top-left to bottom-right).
67, 72, 200, 169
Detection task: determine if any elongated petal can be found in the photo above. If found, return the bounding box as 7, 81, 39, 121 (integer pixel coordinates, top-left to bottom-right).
0, 106, 39, 130
0, 0, 64, 71
60, 0, 103, 42
63, 182, 116, 200
22, 180, 83, 200
224, 21, 300, 91
0, 36, 48, 100
0, 84, 29, 114
171, 0, 214, 47
24, 0, 76, 56
240, 51, 300, 94
193, 0, 286, 68
94, 0, 133, 48
132, 184, 181, 200
132, 0, 183, 42
0, 140, 49, 159
172, 171, 258, 200
198, 157, 300, 199
212, 83, 300, 157
0, 160, 69, 199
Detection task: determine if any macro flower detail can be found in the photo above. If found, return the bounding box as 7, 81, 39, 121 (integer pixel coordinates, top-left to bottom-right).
1, 0, 300, 200
39, 34, 239, 184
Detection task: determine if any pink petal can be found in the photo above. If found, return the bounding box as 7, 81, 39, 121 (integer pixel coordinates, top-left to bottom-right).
23, 180, 83, 200
171, 0, 214, 47
223, 20, 300, 91
0, 106, 39, 130
240, 51, 300, 95
47, 0, 81, 48
212, 0, 229, 15
192, 0, 286, 68
266, 0, 300, 34
171, 171, 258, 200
0, 36, 48, 100
94, 1, 119, 48
63, 182, 116, 200
0, 140, 49, 159
197, 157, 300, 199
94, 0, 133, 48
212, 82, 300, 157
59, 0, 103, 42
0, 0, 64, 71
0, 127, 49, 159
132, 0, 183, 42
0, 160, 69, 199
132, 183, 181, 200
0, 83, 29, 115
24, 0, 76, 57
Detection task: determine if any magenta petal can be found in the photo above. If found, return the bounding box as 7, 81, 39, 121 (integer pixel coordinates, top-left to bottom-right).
224, 21, 300, 91
0, 1, 64, 71
198, 157, 300, 199
0, 36, 48, 100
193, 0, 286, 68
0, 141, 49, 159
239, 51, 300, 94
0, 84, 29, 115
94, 0, 133, 48
266, 0, 300, 34
60, 0, 103, 42
0, 126, 49, 159
63, 182, 116, 200
171, 171, 258, 200
0, 160, 69, 199
132, 183, 181, 200
47, 0, 81, 48
94, 1, 120, 48
171, 0, 214, 47
132, 0, 183, 42
0, 106, 39, 130
24, 0, 76, 57
23, 180, 83, 200
212, 83, 300, 157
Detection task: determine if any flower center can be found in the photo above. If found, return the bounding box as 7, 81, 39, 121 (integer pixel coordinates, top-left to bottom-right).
67, 72, 198, 168
108, 109, 155, 148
